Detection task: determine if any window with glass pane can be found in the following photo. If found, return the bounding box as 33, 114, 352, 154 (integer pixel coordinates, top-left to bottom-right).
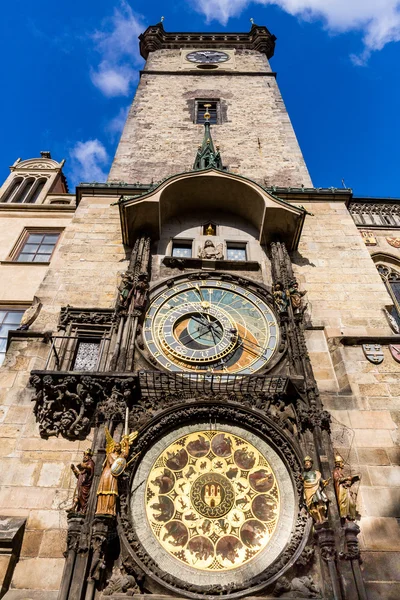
226, 243, 247, 261
196, 101, 219, 124
172, 240, 192, 258
16, 232, 60, 263
0, 310, 24, 366
73, 341, 101, 371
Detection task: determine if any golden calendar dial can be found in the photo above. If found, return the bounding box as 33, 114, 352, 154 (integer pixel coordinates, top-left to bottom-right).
145, 430, 280, 571
142, 279, 279, 374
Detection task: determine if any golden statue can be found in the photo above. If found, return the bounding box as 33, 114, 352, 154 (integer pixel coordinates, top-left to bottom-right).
333, 455, 360, 522
301, 456, 330, 523
205, 223, 216, 236
96, 428, 138, 516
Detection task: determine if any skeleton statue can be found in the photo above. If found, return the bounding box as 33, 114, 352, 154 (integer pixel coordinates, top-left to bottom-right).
198, 239, 224, 260
133, 272, 149, 311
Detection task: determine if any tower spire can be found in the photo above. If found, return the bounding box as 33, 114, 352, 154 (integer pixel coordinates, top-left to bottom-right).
193, 104, 223, 170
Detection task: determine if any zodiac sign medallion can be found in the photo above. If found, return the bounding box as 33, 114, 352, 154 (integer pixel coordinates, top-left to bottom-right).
145, 430, 280, 571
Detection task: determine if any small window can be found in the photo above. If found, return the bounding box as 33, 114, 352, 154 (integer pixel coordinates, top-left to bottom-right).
196, 100, 219, 124
0, 310, 25, 366
15, 231, 61, 263
226, 242, 247, 262
72, 340, 101, 371
203, 222, 217, 236
172, 240, 193, 258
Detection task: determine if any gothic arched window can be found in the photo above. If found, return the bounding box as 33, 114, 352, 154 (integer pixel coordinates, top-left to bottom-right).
1, 177, 23, 203
14, 177, 36, 203
376, 262, 400, 326
27, 178, 47, 204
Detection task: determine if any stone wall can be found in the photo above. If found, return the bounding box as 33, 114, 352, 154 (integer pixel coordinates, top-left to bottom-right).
297, 200, 400, 600
0, 194, 128, 596
108, 49, 312, 188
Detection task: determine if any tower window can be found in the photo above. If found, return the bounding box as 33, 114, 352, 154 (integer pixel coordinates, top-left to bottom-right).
195, 100, 219, 124
14, 230, 61, 263
226, 242, 247, 261
171, 240, 193, 258
0, 309, 25, 366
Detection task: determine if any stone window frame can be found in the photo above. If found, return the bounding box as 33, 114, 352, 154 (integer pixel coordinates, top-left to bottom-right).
0, 305, 27, 366
226, 240, 248, 261
1, 175, 49, 204
194, 99, 221, 125
170, 238, 194, 258
7, 227, 63, 264
375, 257, 400, 326
350, 202, 400, 227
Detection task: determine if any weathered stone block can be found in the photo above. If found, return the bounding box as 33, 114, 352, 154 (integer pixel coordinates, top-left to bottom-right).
360, 516, 400, 551
10, 557, 64, 590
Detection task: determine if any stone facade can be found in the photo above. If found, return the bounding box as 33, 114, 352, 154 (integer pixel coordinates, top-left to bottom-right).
0, 21, 398, 600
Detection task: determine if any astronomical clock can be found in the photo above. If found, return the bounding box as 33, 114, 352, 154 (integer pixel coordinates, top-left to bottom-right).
140, 276, 281, 375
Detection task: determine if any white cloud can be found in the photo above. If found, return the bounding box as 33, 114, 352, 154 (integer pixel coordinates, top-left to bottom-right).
69, 139, 109, 184
90, 1, 144, 96
193, 0, 400, 62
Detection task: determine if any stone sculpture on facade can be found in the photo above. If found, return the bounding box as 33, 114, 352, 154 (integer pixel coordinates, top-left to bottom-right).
287, 280, 307, 314
133, 272, 149, 311
332, 454, 360, 523
103, 565, 140, 596
96, 428, 138, 517
67, 448, 95, 514
301, 456, 330, 523
118, 272, 135, 310
273, 575, 320, 597
198, 239, 224, 260
273, 282, 288, 313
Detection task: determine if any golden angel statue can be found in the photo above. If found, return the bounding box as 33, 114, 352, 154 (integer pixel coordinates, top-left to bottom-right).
96, 428, 138, 516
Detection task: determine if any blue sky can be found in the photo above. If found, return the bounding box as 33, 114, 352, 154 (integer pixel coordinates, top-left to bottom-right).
1, 0, 400, 197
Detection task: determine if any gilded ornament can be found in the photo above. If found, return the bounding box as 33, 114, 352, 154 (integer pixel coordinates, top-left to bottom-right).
145, 430, 280, 571
332, 455, 360, 523
360, 230, 377, 246
96, 428, 138, 517
301, 456, 330, 524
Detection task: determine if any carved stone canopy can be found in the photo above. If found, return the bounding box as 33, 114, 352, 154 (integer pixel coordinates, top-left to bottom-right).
119, 170, 306, 250
139, 22, 276, 60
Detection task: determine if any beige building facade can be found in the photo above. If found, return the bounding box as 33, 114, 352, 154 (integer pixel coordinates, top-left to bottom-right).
0, 21, 398, 600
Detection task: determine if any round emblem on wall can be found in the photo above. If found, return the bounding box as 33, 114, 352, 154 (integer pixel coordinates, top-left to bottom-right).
130, 421, 297, 587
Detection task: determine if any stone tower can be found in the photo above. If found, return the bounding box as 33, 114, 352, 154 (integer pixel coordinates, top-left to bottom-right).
0, 21, 399, 600
109, 22, 312, 188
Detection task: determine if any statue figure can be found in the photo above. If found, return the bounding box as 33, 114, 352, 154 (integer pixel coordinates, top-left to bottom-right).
205, 223, 216, 236
103, 565, 140, 596
17, 296, 42, 331
273, 282, 288, 313
198, 239, 223, 260
301, 456, 330, 523
333, 454, 360, 522
118, 272, 134, 309
133, 273, 149, 311
96, 428, 138, 516
67, 448, 95, 514
287, 279, 307, 314
273, 575, 320, 597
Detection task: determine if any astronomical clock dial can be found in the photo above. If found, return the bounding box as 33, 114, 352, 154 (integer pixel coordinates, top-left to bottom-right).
145, 431, 280, 571
186, 50, 230, 64
142, 279, 279, 374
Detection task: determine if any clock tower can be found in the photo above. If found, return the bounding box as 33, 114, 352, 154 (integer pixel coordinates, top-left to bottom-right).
4, 18, 397, 600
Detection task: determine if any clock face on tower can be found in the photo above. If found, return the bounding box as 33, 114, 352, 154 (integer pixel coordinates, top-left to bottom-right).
142, 278, 279, 374
186, 50, 230, 64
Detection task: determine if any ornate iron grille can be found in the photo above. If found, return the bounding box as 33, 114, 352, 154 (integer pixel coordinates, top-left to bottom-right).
73, 341, 101, 371
139, 370, 288, 399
